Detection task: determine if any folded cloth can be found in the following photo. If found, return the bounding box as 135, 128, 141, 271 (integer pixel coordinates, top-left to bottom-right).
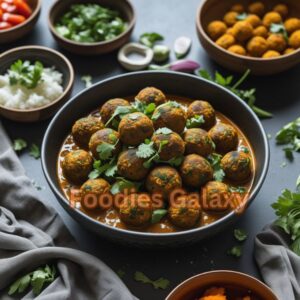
255, 223, 300, 300
0, 122, 138, 300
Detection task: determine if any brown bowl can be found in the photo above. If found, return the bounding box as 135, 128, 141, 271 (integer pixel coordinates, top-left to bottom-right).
48, 0, 136, 55
0, 46, 74, 123
0, 0, 41, 44
196, 0, 300, 75
166, 270, 278, 300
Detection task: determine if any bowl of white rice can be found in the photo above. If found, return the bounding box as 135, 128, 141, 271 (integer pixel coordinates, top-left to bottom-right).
0, 46, 74, 122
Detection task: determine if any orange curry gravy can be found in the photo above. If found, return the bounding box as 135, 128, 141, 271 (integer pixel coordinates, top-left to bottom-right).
57, 95, 255, 233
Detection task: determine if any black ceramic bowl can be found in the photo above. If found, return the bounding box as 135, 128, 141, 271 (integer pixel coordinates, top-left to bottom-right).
41, 71, 269, 247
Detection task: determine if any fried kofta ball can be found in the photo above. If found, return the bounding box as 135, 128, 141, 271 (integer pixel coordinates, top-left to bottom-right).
262, 12, 282, 28
247, 36, 267, 56
223, 11, 238, 27
89, 128, 121, 159
187, 100, 216, 129
262, 50, 281, 58
152, 129, 185, 161
226, 27, 235, 35
207, 21, 228, 41
184, 128, 215, 157
284, 48, 295, 55
100, 98, 130, 124
216, 34, 236, 49
273, 4, 289, 19
152, 101, 187, 134
246, 14, 261, 28
284, 18, 300, 34
267, 34, 287, 52
119, 112, 154, 146
117, 149, 149, 181
208, 123, 238, 153
146, 166, 182, 200
232, 21, 253, 42
253, 25, 268, 38
227, 44, 247, 55
231, 4, 245, 13
180, 154, 213, 188
136, 87, 166, 106
221, 151, 252, 181
248, 2, 265, 17
247, 36, 268, 57
201, 181, 231, 212
72, 117, 104, 148
80, 178, 111, 211
62, 150, 93, 185
168, 195, 201, 228
289, 30, 300, 49
119, 193, 152, 227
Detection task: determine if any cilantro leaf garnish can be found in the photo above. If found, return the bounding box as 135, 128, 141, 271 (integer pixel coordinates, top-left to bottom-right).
207, 153, 225, 182
270, 23, 289, 41
234, 228, 248, 242
186, 115, 205, 128
29, 144, 40, 159
9, 60, 43, 89
134, 271, 170, 290
13, 138, 27, 152
198, 69, 273, 119
105, 106, 137, 127
139, 32, 164, 48
8, 265, 56, 296
227, 245, 242, 258
136, 141, 156, 159
110, 177, 141, 195
151, 209, 168, 224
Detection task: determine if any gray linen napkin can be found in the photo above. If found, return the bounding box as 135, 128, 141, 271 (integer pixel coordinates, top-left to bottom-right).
0, 122, 137, 300
255, 223, 300, 300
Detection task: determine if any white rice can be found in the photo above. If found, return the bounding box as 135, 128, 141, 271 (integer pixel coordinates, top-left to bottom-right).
0, 67, 64, 110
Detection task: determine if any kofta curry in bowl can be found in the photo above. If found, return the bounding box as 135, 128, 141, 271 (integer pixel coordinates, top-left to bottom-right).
42, 71, 269, 247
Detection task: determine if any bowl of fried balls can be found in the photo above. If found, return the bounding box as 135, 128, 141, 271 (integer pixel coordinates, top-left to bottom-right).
41, 71, 269, 247
197, 0, 300, 75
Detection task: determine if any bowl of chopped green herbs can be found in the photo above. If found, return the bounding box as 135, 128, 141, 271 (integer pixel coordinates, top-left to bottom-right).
48, 0, 136, 55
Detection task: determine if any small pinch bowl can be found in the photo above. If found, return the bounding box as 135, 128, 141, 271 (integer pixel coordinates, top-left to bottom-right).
0, 0, 41, 44
0, 46, 74, 123
41, 71, 269, 247
48, 0, 136, 55
196, 0, 300, 76
166, 270, 278, 300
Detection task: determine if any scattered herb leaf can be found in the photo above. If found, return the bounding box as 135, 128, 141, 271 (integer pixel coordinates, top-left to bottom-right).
29, 144, 40, 159
96, 142, 116, 160
270, 23, 289, 41
139, 32, 164, 48
116, 269, 125, 279
105, 106, 136, 127
234, 229, 248, 242
227, 246, 242, 258
134, 271, 170, 290
137, 141, 156, 159
13, 139, 27, 152
111, 177, 141, 195
186, 115, 205, 129
229, 186, 246, 194
207, 153, 225, 182
81, 75, 93, 88
151, 209, 168, 224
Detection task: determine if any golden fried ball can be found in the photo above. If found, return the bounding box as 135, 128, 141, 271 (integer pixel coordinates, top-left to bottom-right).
253, 25, 268, 38
207, 21, 228, 40
223, 11, 238, 26
216, 34, 236, 49
246, 14, 261, 28
263, 12, 282, 28
284, 48, 295, 55
267, 34, 287, 52
273, 4, 289, 19
231, 4, 245, 14
262, 50, 281, 58
284, 18, 300, 34
247, 36, 268, 56
232, 21, 253, 42
248, 2, 265, 17
226, 27, 235, 35
289, 30, 300, 49
228, 44, 247, 55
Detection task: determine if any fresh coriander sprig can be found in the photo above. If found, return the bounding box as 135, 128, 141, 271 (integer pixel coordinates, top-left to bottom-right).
8, 265, 56, 296
207, 153, 225, 182
134, 271, 170, 290
198, 69, 273, 119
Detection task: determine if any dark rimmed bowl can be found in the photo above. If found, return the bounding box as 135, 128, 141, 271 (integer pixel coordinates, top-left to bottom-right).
0, 46, 74, 122
48, 0, 136, 55
196, 0, 300, 75
166, 270, 278, 300
41, 71, 269, 247
0, 0, 41, 44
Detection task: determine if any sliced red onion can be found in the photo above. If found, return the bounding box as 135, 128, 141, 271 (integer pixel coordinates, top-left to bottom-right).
169, 59, 200, 73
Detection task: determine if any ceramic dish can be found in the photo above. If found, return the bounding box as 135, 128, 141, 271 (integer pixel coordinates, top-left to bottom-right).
0, 46, 74, 123
41, 71, 269, 247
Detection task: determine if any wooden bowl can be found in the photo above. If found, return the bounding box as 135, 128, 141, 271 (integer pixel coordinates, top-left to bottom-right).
0, 0, 41, 44
166, 270, 278, 300
0, 46, 74, 123
48, 0, 136, 55
196, 0, 300, 75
